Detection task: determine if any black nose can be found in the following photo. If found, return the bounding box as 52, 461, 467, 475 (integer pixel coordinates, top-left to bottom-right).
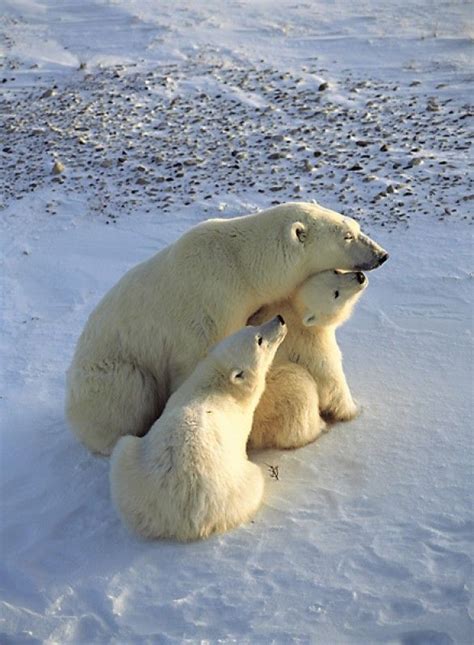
378, 252, 389, 266
277, 314, 285, 325
356, 271, 366, 284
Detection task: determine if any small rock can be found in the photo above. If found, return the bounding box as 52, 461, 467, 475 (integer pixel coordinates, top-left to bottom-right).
303, 159, 314, 172
52, 161, 65, 175
427, 99, 440, 112
136, 177, 148, 185
40, 87, 56, 99
348, 163, 363, 171
318, 82, 329, 91
100, 159, 113, 168
380, 143, 389, 152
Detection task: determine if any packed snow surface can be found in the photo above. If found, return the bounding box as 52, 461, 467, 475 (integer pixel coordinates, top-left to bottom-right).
0, 1, 472, 643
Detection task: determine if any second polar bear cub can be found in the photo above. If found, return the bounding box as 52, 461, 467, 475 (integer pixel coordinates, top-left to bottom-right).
249, 270, 368, 450
110, 316, 287, 541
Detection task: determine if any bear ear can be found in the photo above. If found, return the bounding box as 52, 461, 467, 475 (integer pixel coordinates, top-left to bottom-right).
290, 221, 307, 244
302, 311, 317, 327
230, 369, 245, 383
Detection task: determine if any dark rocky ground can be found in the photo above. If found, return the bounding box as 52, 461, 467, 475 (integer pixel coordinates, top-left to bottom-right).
1, 45, 473, 229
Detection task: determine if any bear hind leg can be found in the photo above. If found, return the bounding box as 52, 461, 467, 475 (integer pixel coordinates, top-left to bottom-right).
66, 361, 163, 456
249, 363, 325, 450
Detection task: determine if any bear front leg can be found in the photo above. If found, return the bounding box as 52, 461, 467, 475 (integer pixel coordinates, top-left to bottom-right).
317, 365, 359, 422
219, 462, 265, 534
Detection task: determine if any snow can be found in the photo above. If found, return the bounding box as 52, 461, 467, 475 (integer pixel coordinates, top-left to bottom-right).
1, 0, 473, 643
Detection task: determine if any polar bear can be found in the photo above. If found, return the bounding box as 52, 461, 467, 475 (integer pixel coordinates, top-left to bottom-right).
66, 201, 388, 455
248, 270, 368, 450
110, 316, 287, 541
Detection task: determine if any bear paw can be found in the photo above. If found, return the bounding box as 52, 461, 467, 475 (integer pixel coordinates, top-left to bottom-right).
322, 399, 360, 423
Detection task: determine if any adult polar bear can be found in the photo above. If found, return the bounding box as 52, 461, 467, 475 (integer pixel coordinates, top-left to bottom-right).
66, 202, 388, 455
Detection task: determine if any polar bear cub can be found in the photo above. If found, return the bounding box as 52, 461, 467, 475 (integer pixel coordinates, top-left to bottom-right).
249, 270, 368, 450
110, 316, 287, 541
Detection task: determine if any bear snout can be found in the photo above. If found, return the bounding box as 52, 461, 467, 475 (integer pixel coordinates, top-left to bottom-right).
356, 233, 389, 271
259, 315, 287, 339
356, 251, 389, 271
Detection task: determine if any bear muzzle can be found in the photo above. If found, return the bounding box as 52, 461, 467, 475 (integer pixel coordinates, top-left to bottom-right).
355, 251, 389, 271
258, 315, 288, 345
355, 233, 389, 271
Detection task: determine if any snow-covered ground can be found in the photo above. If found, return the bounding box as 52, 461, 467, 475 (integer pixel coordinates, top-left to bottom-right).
1, 1, 473, 643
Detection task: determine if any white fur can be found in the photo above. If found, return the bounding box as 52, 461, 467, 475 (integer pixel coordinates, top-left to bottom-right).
110, 317, 287, 541
248, 270, 368, 450
66, 202, 387, 454
251, 362, 324, 450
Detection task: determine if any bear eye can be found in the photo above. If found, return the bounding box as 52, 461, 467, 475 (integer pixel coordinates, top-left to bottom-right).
334, 290, 340, 298
256, 335, 263, 346
344, 232, 354, 241
233, 370, 244, 380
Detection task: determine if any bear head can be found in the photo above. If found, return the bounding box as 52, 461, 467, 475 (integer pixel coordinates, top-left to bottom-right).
297, 269, 368, 328
279, 202, 388, 274
204, 315, 287, 405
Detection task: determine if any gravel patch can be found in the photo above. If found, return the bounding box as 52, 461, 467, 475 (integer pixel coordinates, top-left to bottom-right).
1, 48, 473, 228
